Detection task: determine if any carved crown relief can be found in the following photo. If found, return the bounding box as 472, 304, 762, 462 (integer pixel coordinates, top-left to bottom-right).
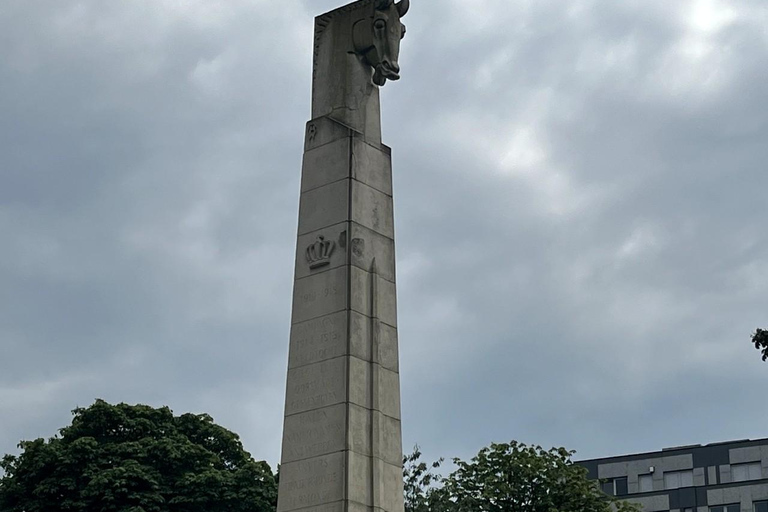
353, 0, 409, 86
306, 236, 336, 269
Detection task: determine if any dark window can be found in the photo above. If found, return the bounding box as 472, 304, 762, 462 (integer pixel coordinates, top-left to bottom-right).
755, 502, 768, 512
614, 477, 628, 496
601, 480, 615, 496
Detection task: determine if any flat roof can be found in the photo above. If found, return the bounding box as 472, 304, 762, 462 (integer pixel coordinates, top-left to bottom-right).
576, 437, 768, 464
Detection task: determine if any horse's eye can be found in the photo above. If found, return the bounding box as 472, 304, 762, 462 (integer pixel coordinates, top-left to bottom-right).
374, 19, 386, 30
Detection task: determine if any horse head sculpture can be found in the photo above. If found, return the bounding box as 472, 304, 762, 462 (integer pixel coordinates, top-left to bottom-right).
353, 0, 410, 86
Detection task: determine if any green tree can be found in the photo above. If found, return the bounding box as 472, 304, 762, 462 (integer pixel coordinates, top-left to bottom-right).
752, 328, 768, 362
404, 442, 640, 512
0, 399, 277, 512
403, 446, 443, 512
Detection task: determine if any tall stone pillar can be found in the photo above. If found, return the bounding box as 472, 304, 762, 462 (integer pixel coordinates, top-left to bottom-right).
276, 2, 409, 512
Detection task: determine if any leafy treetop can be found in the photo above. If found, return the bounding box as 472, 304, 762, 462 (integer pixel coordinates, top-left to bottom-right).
0, 399, 277, 512
403, 441, 640, 512
752, 328, 768, 362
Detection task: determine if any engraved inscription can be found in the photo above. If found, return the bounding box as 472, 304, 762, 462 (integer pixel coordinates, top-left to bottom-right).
291, 267, 347, 324
307, 123, 317, 143
278, 454, 344, 511
282, 406, 345, 462
289, 313, 346, 368
299, 284, 340, 305
285, 358, 346, 415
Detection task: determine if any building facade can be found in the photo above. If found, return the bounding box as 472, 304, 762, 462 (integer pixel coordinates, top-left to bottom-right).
578, 438, 768, 512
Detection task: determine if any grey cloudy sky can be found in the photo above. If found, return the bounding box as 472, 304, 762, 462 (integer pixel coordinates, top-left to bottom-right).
1, 0, 767, 470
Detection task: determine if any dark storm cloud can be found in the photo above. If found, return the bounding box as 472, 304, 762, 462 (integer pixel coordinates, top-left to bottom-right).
1, 0, 766, 470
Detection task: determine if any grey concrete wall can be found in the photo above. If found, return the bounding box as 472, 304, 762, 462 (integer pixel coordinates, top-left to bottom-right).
625, 494, 670, 512
591, 443, 768, 512
707, 483, 768, 511
730, 447, 763, 465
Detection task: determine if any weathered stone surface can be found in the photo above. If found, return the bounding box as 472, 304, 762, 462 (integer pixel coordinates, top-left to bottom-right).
291, 267, 347, 324
343, 357, 402, 420
371, 410, 403, 466
298, 180, 349, 236
376, 366, 402, 420
348, 356, 372, 411
285, 357, 347, 416
294, 223, 348, 281
349, 311, 399, 372
277, 452, 345, 512
305, 117, 353, 153
351, 180, 394, 239
289, 503, 345, 512
346, 405, 402, 464
349, 222, 395, 282
350, 265, 397, 327
352, 138, 392, 196
351, 1, 409, 87
347, 452, 405, 510
348, 311, 372, 363
376, 322, 399, 372
311, 1, 410, 139
289, 311, 348, 369
279, 3, 407, 512
281, 405, 346, 463
302, 137, 351, 193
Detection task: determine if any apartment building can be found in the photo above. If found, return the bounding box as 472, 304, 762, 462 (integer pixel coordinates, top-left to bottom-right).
577, 438, 768, 512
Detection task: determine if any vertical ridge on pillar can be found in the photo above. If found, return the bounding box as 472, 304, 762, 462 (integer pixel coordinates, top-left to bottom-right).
277, 115, 404, 512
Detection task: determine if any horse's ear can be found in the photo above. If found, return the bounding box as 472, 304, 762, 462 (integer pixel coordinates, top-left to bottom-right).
376, 0, 393, 10
396, 0, 409, 16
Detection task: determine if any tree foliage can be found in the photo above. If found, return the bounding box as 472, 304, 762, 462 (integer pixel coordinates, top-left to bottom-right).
752, 328, 768, 362
403, 446, 443, 512
0, 400, 277, 512
403, 442, 640, 512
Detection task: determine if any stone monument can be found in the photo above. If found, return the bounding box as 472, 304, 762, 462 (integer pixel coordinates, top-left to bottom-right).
276, 1, 409, 512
